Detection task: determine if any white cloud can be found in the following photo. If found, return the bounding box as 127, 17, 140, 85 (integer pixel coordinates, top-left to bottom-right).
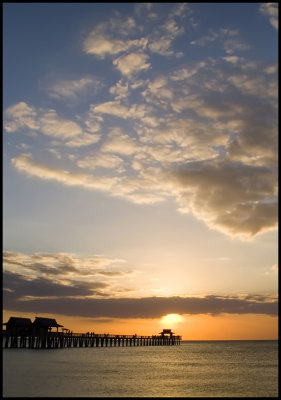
163, 19, 184, 39
113, 52, 151, 78
63, 133, 101, 148
92, 100, 154, 124
4, 102, 39, 132
107, 16, 137, 37
263, 64, 277, 74
77, 153, 124, 171
4, 103, 101, 148
93, 101, 130, 119
101, 128, 138, 156
11, 153, 168, 207
83, 23, 147, 58
39, 110, 82, 139
259, 3, 278, 30
190, 28, 249, 54
11, 154, 120, 192
146, 76, 173, 99
171, 62, 206, 81
109, 80, 129, 100
46, 77, 102, 100
148, 38, 174, 56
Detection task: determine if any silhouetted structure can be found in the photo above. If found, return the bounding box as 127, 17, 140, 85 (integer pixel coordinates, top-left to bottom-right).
32, 317, 63, 336
159, 329, 175, 338
3, 317, 32, 336
2, 316, 182, 349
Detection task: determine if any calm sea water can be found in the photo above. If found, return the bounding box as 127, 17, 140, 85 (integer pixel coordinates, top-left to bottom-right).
2, 340, 278, 397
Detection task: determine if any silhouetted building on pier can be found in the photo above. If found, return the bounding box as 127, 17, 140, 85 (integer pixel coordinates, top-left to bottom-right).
3, 316, 64, 336
32, 317, 63, 336
3, 317, 32, 336
159, 329, 175, 338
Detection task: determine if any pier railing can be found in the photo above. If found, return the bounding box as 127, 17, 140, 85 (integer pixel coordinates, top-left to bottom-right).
2, 331, 182, 349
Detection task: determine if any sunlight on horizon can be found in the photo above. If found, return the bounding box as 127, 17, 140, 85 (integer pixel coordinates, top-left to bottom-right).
161, 313, 185, 327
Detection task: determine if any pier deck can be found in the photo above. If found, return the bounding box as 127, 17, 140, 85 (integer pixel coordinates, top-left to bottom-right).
2, 332, 181, 349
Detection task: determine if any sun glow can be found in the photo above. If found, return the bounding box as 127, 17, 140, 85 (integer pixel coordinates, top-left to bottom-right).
161, 313, 185, 326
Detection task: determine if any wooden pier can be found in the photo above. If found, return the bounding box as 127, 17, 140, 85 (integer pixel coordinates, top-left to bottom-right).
2, 317, 181, 349
2, 332, 181, 349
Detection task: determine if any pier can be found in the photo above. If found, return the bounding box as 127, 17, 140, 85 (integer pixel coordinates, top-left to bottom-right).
2, 316, 182, 349
2, 332, 181, 349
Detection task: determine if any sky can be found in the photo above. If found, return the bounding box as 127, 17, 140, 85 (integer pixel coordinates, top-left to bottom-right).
3, 2, 278, 340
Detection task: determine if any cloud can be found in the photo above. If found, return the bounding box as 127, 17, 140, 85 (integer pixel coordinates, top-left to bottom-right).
83, 23, 147, 58
145, 4, 188, 57
106, 15, 138, 37
142, 76, 173, 106
11, 152, 169, 206
4, 102, 101, 148
11, 153, 120, 191
109, 80, 129, 100
3, 250, 127, 276
5, 20, 277, 240
162, 19, 185, 39
92, 100, 155, 126
3, 250, 277, 318
93, 101, 131, 119
148, 38, 174, 56
190, 28, 249, 54
3, 271, 108, 299
113, 52, 151, 78
101, 128, 138, 156
4, 102, 39, 132
77, 152, 124, 171
259, 3, 278, 30
46, 76, 102, 100
3, 285, 278, 318
39, 109, 82, 139
3, 251, 134, 300
169, 160, 278, 238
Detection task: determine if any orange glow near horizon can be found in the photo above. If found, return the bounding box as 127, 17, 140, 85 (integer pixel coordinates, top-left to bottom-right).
3, 309, 278, 340
161, 313, 185, 327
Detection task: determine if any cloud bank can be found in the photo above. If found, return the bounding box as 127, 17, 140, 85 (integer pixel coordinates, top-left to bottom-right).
3, 274, 277, 319
3, 250, 278, 319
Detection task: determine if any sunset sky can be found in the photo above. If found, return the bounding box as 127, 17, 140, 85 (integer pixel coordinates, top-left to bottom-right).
3, 3, 278, 340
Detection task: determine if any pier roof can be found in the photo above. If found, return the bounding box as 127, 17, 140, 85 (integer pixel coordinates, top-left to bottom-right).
32, 317, 63, 327
3, 317, 32, 327
159, 329, 175, 334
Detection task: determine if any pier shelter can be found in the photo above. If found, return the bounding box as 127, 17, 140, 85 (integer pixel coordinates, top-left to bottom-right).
32, 317, 63, 336
159, 329, 175, 338
3, 317, 32, 336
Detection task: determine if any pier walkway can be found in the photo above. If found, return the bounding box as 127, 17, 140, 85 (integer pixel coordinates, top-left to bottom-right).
2, 332, 181, 349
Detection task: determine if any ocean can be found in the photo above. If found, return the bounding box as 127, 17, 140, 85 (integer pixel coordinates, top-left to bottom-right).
2, 340, 278, 397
